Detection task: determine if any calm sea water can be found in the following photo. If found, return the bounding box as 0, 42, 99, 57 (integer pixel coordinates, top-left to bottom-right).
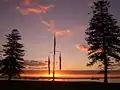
21, 70, 120, 83
1, 70, 120, 83
39, 78, 120, 83
0, 78, 119, 83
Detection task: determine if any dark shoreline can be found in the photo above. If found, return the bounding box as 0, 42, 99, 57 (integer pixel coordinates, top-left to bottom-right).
0, 80, 120, 90
1, 76, 120, 80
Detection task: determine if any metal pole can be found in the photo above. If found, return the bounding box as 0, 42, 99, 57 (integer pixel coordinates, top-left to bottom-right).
53, 32, 56, 81
48, 56, 50, 75
59, 52, 61, 70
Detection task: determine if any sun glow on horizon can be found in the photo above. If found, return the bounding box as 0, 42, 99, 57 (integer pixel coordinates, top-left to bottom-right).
20, 73, 70, 78
20, 72, 97, 78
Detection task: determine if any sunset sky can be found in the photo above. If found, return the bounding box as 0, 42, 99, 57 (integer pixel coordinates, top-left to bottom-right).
0, 0, 120, 70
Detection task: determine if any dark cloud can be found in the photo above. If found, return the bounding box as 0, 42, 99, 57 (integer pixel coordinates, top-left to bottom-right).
24, 60, 47, 66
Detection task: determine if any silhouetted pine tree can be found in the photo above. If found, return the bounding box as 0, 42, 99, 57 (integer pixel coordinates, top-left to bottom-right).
85, 0, 120, 83
1, 29, 25, 80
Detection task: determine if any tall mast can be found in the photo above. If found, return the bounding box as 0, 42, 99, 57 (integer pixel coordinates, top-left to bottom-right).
59, 52, 61, 70
48, 56, 50, 75
53, 32, 56, 81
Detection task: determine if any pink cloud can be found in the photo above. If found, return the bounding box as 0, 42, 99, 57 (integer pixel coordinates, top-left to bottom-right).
16, 7, 43, 15
39, 5, 55, 13
54, 29, 72, 36
76, 44, 105, 53
41, 19, 55, 29
16, 5, 54, 15
76, 44, 88, 51
16, 0, 55, 15
41, 19, 72, 36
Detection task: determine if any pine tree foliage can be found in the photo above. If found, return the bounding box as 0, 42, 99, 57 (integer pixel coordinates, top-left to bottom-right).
85, 0, 120, 83
1, 29, 25, 80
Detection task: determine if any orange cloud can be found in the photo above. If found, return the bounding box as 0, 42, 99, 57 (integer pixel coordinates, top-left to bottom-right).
16, 5, 54, 15
54, 29, 72, 36
17, 7, 43, 15
76, 44, 105, 53
76, 44, 88, 51
16, 0, 55, 15
39, 5, 55, 13
24, 60, 47, 67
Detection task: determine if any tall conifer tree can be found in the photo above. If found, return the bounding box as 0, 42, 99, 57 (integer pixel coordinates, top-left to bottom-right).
86, 0, 120, 83
1, 29, 25, 80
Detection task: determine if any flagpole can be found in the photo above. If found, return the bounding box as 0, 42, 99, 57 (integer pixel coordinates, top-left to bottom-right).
59, 52, 61, 70
48, 56, 50, 75
53, 32, 56, 81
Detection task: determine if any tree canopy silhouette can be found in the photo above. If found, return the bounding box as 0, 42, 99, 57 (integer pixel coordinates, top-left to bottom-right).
1, 29, 25, 80
85, 0, 120, 83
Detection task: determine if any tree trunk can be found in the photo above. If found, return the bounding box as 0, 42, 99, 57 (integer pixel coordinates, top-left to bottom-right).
102, 8, 108, 83
103, 33, 108, 83
104, 52, 108, 84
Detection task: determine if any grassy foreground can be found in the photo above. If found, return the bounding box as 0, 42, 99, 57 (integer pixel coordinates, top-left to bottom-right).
0, 80, 120, 90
